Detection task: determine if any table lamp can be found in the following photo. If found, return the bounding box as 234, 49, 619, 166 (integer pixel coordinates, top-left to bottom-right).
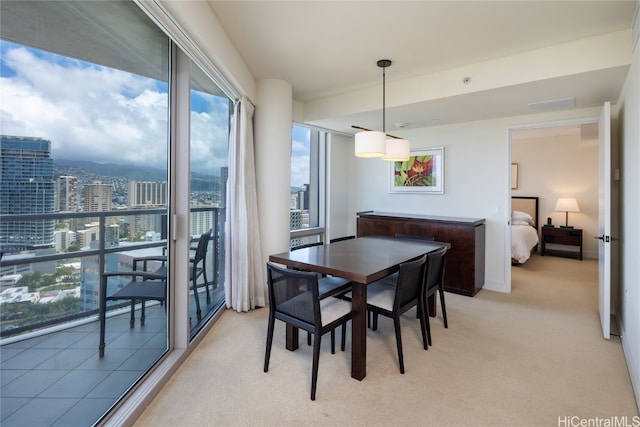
554, 197, 580, 228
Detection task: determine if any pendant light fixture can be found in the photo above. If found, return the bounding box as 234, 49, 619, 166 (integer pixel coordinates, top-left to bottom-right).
354, 59, 410, 161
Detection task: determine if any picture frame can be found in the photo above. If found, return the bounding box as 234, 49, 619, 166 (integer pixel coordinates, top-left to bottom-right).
511, 163, 519, 190
389, 147, 444, 194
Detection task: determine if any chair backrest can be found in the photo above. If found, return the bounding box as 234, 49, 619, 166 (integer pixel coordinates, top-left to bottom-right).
425, 246, 447, 292
193, 230, 212, 263
291, 241, 323, 251
266, 262, 320, 328
329, 235, 355, 243
394, 254, 427, 311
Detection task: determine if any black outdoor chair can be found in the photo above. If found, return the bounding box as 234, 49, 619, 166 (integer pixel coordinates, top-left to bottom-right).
264, 262, 352, 400
99, 269, 166, 357
190, 230, 212, 321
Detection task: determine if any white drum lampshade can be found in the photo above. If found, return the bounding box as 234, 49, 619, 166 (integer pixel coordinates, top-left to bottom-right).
382, 138, 410, 161
355, 130, 386, 158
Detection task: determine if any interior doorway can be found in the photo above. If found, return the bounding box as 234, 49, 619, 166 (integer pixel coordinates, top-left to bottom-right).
507, 119, 599, 291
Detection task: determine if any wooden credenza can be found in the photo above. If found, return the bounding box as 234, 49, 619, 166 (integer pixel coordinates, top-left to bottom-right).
356, 211, 485, 296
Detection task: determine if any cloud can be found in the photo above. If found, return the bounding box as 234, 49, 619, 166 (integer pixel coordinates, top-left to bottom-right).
289, 124, 310, 187
0, 42, 230, 176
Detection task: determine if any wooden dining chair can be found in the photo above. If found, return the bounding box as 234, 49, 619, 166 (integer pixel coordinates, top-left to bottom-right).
329, 235, 355, 243
291, 241, 352, 345
346, 254, 427, 374
423, 246, 448, 346
264, 262, 352, 400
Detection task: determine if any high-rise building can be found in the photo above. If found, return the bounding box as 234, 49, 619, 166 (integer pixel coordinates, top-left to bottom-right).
297, 184, 309, 210
0, 135, 55, 252
82, 180, 113, 212
56, 174, 79, 212
128, 181, 167, 208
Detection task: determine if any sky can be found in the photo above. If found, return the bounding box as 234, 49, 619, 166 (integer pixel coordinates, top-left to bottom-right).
0, 40, 229, 176
291, 125, 310, 188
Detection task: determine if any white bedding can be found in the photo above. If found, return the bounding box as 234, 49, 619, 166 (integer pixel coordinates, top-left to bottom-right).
511, 224, 539, 264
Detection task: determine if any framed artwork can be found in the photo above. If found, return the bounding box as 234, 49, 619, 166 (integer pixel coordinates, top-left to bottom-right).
511, 163, 519, 190
389, 147, 444, 194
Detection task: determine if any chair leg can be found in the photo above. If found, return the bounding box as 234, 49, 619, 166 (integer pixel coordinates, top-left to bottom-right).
192, 275, 202, 321
140, 300, 146, 326
418, 302, 428, 351
203, 268, 211, 304
330, 329, 335, 354
393, 316, 405, 374
373, 312, 379, 331
264, 314, 275, 372
439, 286, 448, 328
307, 331, 312, 346
129, 300, 136, 328
341, 322, 347, 351
311, 334, 321, 400
424, 297, 432, 346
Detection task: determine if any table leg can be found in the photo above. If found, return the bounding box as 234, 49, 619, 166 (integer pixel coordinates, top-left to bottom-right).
351, 282, 366, 380
285, 325, 299, 351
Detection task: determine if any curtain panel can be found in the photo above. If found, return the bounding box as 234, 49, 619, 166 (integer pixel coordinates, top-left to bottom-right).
225, 97, 266, 312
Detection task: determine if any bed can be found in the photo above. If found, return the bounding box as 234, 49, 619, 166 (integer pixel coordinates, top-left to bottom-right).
511, 196, 540, 264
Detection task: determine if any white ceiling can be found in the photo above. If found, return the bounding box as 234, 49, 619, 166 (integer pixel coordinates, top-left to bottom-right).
208, 1, 638, 135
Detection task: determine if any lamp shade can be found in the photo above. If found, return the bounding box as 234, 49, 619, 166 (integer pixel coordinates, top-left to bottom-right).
554, 198, 580, 213
355, 130, 386, 158
382, 138, 410, 161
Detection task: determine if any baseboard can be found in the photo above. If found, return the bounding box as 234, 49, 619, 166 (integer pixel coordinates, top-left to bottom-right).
482, 279, 509, 293
620, 322, 640, 413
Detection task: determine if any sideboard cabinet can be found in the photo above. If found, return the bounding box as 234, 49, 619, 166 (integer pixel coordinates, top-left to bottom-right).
356, 211, 486, 296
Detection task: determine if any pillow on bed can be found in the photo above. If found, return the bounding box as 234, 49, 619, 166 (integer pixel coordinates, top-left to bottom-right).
512, 210, 532, 221
511, 219, 531, 226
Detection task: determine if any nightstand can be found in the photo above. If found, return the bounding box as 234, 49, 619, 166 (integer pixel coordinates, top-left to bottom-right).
541, 226, 583, 260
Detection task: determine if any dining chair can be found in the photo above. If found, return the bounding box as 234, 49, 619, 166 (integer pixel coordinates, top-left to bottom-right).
423, 246, 449, 346
290, 241, 353, 344
264, 262, 352, 400
329, 235, 355, 243
346, 254, 427, 374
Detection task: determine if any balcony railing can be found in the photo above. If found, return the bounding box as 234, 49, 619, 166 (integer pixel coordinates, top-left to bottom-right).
0, 207, 223, 340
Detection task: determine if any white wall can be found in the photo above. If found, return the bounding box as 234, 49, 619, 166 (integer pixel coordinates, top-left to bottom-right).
327, 133, 355, 240
344, 107, 603, 293
512, 130, 599, 258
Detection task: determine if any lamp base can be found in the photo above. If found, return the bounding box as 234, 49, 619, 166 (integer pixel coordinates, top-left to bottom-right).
559, 226, 574, 229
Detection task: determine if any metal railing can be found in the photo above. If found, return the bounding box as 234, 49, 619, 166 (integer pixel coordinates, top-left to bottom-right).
0, 207, 223, 339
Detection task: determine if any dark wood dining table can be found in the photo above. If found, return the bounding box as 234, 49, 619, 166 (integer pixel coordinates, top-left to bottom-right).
268, 235, 448, 380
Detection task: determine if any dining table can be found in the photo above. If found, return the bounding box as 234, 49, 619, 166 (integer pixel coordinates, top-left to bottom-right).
268, 235, 448, 381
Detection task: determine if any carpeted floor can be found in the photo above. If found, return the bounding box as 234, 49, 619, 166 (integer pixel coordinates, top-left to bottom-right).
135, 254, 638, 426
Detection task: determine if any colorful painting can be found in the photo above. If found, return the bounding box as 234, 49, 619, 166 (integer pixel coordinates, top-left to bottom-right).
389, 148, 444, 194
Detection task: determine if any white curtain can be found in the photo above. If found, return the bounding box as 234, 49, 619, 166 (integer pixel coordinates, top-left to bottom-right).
224, 97, 266, 312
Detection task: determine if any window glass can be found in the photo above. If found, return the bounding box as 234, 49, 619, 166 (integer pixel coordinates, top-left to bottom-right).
0, 1, 170, 424
188, 61, 231, 335
290, 124, 322, 248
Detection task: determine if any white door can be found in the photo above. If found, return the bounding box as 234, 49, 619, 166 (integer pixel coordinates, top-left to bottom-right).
598, 101, 612, 340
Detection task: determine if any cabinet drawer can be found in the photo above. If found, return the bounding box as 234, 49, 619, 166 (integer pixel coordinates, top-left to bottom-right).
546, 235, 580, 245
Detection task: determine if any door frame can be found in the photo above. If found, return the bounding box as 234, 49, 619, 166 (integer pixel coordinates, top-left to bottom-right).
506, 116, 599, 293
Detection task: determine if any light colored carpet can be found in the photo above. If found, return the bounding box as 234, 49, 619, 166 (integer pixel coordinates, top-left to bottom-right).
135, 254, 638, 426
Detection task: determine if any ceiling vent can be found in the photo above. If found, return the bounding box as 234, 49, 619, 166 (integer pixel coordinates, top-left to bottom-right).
528, 97, 575, 111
